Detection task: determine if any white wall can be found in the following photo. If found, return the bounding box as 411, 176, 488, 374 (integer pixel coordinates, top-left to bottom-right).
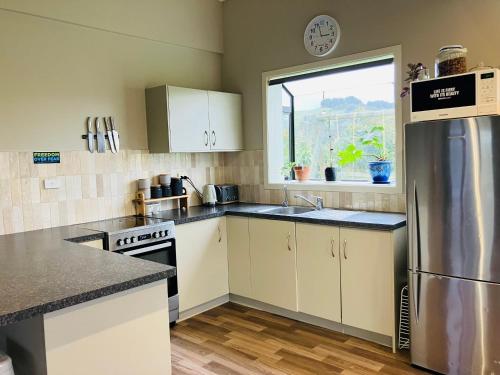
0, 0, 223, 151
222, 0, 500, 150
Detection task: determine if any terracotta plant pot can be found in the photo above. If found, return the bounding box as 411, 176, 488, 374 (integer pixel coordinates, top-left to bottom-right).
293, 166, 311, 181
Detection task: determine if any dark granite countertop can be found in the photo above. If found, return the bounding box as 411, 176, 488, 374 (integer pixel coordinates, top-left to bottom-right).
0, 226, 175, 327
151, 203, 406, 230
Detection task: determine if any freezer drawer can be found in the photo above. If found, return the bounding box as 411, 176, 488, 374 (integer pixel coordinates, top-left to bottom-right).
410, 272, 500, 374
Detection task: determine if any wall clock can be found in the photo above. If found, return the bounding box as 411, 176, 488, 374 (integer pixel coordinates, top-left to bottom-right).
304, 15, 341, 57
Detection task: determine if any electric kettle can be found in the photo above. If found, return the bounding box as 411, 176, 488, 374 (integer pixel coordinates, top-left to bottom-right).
202, 185, 217, 206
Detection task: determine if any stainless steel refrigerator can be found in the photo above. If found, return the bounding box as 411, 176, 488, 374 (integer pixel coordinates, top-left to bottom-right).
406, 116, 500, 374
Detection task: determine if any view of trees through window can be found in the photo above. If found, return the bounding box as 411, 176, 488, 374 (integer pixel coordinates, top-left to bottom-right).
280, 62, 396, 182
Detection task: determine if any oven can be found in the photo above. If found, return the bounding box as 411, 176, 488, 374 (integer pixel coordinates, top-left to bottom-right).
80, 217, 179, 325
117, 239, 179, 322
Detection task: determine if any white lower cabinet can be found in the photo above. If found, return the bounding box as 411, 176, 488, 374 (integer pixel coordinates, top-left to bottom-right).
227, 216, 252, 298
175, 214, 405, 349
249, 218, 298, 311
175, 217, 229, 312
296, 223, 341, 322
339, 228, 394, 336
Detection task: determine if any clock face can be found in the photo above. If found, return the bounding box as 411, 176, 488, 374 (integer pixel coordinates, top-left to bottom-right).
304, 15, 340, 57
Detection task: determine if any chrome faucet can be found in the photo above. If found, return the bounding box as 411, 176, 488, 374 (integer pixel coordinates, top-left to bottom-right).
282, 185, 289, 207
294, 194, 324, 210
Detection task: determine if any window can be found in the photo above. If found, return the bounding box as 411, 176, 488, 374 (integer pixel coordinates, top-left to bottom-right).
264, 46, 403, 193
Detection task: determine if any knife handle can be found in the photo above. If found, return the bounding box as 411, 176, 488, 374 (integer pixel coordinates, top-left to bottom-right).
95, 117, 100, 130
87, 117, 93, 132
110, 116, 115, 130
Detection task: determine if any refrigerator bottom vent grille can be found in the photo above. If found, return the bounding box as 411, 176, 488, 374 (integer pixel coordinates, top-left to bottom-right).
399, 284, 410, 350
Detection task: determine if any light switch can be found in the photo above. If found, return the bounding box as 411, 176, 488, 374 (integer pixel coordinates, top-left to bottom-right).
44, 178, 60, 190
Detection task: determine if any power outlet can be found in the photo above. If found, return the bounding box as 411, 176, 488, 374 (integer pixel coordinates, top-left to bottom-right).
44, 178, 60, 190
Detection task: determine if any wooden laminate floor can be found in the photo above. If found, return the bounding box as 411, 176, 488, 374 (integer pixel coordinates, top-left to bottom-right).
171, 302, 428, 375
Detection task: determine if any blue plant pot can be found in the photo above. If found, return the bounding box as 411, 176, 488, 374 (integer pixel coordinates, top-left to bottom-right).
368, 161, 392, 184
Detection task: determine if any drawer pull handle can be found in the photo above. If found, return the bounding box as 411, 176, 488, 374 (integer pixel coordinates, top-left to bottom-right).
343, 239, 348, 260
287, 233, 291, 251
217, 225, 222, 243
330, 238, 335, 259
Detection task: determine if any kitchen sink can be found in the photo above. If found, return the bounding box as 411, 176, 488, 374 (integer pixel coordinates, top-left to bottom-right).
259, 206, 316, 215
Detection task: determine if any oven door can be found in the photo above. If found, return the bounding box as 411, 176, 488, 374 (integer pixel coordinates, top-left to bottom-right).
118, 240, 178, 298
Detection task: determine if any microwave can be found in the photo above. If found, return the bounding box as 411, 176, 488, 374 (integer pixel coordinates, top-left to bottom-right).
410, 69, 500, 122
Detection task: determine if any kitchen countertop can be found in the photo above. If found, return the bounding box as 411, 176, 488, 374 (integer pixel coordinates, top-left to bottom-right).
0, 202, 403, 327
152, 203, 406, 230
0, 226, 175, 327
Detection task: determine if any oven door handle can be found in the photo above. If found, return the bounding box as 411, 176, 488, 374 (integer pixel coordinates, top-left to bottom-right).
120, 242, 171, 256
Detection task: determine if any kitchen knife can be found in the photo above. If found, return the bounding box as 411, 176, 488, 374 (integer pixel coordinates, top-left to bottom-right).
86, 117, 94, 153
95, 117, 106, 153
104, 117, 117, 153
110, 116, 120, 153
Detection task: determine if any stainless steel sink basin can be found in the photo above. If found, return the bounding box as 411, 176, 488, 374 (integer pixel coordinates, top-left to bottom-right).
259, 206, 316, 215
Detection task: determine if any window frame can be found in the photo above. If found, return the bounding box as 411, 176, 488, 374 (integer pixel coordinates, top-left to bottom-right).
262, 45, 404, 194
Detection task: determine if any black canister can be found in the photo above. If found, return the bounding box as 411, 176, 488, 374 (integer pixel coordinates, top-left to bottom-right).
170, 177, 186, 196
150, 185, 162, 199
162, 185, 172, 197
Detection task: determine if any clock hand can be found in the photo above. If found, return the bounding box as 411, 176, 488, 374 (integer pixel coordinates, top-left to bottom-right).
318, 26, 329, 37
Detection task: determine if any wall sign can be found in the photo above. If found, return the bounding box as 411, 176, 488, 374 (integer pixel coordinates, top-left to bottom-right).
33, 152, 61, 164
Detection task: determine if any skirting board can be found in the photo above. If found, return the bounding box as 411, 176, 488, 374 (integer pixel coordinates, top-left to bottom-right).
179, 295, 230, 321
229, 294, 393, 350
179, 293, 393, 350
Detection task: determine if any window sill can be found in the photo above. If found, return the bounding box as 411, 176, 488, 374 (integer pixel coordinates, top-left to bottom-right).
265, 180, 402, 194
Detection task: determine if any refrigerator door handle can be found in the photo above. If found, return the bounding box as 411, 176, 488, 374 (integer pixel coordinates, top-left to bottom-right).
411, 180, 422, 272
412, 272, 421, 323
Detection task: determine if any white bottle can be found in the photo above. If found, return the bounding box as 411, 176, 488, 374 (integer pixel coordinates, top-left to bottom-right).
0, 352, 14, 375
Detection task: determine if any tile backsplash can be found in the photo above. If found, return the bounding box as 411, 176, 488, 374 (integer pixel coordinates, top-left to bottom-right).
224, 150, 406, 214
0, 149, 405, 235
0, 150, 225, 235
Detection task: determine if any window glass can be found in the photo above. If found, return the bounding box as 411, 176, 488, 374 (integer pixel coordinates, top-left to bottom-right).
281, 63, 396, 182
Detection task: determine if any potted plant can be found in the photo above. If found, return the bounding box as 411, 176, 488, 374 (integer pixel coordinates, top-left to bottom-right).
400, 62, 427, 98
361, 126, 392, 184
324, 117, 337, 181
293, 146, 312, 181
338, 143, 363, 168
281, 161, 296, 181
337, 126, 392, 184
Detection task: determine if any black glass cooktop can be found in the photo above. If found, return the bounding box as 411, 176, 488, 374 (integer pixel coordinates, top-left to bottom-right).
80, 216, 165, 234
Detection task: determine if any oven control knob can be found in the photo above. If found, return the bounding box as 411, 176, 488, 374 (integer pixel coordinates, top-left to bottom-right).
152, 232, 159, 239
116, 239, 123, 247
130, 236, 136, 244
124, 237, 130, 245
158, 230, 164, 237
164, 230, 169, 237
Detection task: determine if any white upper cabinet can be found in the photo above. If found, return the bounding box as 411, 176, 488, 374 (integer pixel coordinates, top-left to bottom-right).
167, 86, 210, 152
208, 91, 243, 151
145, 85, 243, 153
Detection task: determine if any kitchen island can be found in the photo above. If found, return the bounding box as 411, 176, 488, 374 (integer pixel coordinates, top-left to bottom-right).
0, 226, 175, 375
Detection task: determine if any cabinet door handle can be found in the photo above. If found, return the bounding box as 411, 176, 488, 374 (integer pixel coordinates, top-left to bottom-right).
204, 130, 209, 146
287, 232, 292, 251
217, 225, 222, 243
330, 238, 335, 259
343, 239, 348, 260
211, 130, 216, 146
